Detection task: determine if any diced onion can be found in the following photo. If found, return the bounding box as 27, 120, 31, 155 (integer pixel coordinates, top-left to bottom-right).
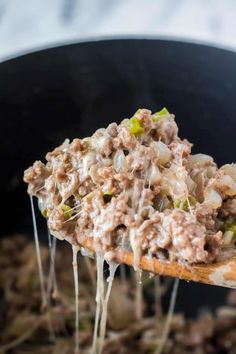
147, 163, 162, 184
220, 164, 236, 182
187, 154, 214, 168
93, 128, 106, 137
56, 138, 70, 152
220, 175, 236, 196
83, 152, 97, 176
162, 169, 187, 198
91, 135, 110, 155
204, 189, 222, 209
113, 150, 127, 172
151, 141, 171, 165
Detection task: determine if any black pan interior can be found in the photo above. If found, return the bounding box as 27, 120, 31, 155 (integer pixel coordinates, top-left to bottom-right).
1, 38, 236, 316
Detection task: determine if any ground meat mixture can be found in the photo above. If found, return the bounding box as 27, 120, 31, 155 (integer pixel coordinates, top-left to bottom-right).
219, 198, 236, 218
24, 108, 236, 264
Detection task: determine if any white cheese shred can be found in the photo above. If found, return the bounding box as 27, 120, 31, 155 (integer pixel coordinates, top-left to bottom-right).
155, 278, 179, 354
72, 245, 80, 354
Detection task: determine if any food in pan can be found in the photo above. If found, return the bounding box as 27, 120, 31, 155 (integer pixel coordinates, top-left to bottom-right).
23, 108, 236, 353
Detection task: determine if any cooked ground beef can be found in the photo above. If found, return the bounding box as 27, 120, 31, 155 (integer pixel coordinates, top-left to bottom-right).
24, 108, 236, 264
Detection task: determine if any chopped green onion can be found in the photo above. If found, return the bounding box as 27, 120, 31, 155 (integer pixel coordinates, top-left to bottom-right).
157, 107, 169, 116
61, 204, 75, 220
151, 107, 169, 122
122, 109, 144, 135
223, 217, 236, 235
223, 231, 235, 246
74, 192, 83, 199
41, 209, 47, 218
134, 108, 142, 115
174, 199, 183, 209
174, 195, 196, 211
129, 116, 144, 136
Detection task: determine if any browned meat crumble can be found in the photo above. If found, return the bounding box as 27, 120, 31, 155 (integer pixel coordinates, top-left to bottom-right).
24, 108, 236, 265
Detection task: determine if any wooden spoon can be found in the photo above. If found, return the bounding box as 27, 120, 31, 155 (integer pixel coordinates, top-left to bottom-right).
77, 237, 236, 289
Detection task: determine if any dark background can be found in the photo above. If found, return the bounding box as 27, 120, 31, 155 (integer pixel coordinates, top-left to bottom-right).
1, 39, 236, 315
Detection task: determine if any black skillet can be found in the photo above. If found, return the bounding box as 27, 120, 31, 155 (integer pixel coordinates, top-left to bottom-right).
1, 38, 236, 316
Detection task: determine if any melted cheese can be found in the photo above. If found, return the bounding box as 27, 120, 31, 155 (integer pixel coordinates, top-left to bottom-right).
98, 261, 118, 354
155, 278, 179, 354
72, 245, 80, 354
92, 253, 105, 354
30, 195, 47, 309
135, 270, 143, 320
30, 195, 55, 341
47, 234, 58, 300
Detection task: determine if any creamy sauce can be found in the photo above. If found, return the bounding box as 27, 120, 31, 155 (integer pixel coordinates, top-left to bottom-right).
72, 245, 80, 354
